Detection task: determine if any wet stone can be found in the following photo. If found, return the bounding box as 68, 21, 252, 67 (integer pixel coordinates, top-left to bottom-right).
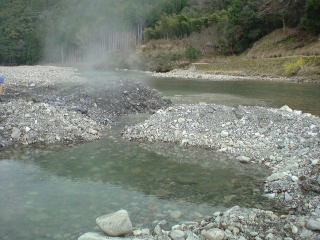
11, 127, 21, 139
170, 230, 185, 240
201, 228, 225, 240
306, 218, 320, 231
96, 210, 133, 236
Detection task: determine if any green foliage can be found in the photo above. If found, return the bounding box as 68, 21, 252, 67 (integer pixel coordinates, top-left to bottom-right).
301, 0, 320, 34
0, 0, 319, 65
144, 11, 226, 41
185, 45, 201, 60
283, 57, 306, 76
0, 0, 187, 65
0, 0, 50, 64
224, 0, 271, 53
141, 48, 186, 72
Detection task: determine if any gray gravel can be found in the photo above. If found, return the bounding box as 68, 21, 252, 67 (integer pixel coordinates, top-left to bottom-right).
123, 103, 320, 239
80, 206, 320, 240
0, 65, 171, 149
0, 99, 102, 147
151, 68, 299, 82
149, 67, 320, 83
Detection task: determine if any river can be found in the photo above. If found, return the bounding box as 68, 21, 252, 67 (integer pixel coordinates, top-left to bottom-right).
0, 72, 319, 240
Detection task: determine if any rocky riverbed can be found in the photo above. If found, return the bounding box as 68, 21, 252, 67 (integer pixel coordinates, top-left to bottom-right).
151, 68, 302, 82
79, 206, 319, 240
123, 104, 320, 239
0, 65, 171, 149
1, 66, 320, 240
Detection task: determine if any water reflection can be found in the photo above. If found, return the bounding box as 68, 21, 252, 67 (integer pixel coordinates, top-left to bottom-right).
146, 78, 320, 116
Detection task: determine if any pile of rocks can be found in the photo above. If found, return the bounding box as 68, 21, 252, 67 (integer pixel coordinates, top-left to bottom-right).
79, 207, 320, 240
0, 99, 102, 148
0, 66, 171, 149
1, 65, 82, 88
123, 104, 320, 213
43, 78, 171, 124
123, 103, 320, 239
151, 69, 293, 82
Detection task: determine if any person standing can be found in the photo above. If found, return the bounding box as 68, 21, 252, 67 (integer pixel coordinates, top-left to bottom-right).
0, 76, 4, 95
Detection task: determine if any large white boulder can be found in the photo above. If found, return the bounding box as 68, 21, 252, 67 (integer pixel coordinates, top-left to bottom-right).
96, 210, 133, 236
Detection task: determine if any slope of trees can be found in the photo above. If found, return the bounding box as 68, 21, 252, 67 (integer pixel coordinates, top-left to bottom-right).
0, 0, 319, 65
0, 0, 57, 64
145, 0, 320, 54
0, 0, 188, 64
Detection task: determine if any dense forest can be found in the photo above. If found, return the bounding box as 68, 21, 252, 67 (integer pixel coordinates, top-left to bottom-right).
0, 0, 319, 65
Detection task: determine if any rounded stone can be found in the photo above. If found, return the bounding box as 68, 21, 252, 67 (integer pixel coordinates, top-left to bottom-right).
291, 225, 298, 234
306, 218, 320, 231
170, 230, 185, 240
220, 131, 229, 137
96, 210, 133, 236
236, 156, 250, 163
201, 228, 225, 240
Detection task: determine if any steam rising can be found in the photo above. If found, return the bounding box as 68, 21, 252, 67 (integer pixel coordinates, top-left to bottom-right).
43, 0, 147, 66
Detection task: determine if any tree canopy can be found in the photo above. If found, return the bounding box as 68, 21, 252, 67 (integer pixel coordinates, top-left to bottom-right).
0, 0, 319, 64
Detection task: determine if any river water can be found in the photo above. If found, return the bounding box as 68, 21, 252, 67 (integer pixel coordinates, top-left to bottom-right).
1, 72, 319, 240
145, 77, 320, 116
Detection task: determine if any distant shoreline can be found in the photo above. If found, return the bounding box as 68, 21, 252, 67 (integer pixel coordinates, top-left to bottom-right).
150, 68, 318, 83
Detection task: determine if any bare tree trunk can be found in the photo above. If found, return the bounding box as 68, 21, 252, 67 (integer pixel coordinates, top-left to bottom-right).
60, 46, 64, 64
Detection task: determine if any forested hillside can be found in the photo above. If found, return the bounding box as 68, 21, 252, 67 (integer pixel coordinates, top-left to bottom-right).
145, 0, 320, 54
0, 0, 57, 64
0, 0, 187, 64
0, 0, 319, 65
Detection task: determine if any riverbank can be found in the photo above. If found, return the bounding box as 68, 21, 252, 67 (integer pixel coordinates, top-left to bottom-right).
150, 60, 319, 83
1, 66, 319, 240
140, 28, 320, 83
0, 65, 171, 149
123, 104, 320, 239
151, 68, 296, 82
79, 205, 319, 240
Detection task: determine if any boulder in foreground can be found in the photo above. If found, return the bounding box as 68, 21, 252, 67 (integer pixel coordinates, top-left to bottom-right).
96, 210, 133, 236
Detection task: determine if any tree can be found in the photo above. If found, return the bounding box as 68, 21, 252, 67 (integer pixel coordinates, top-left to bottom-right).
301, 0, 320, 34
258, 0, 306, 32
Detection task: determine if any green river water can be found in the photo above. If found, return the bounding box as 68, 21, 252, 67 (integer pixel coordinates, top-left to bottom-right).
1, 72, 319, 240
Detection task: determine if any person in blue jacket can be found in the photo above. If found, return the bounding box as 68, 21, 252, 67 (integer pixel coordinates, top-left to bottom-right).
0, 75, 4, 95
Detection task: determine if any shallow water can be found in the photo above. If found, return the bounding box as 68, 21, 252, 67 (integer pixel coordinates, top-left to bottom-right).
0, 124, 275, 240
1, 71, 318, 240
146, 77, 320, 116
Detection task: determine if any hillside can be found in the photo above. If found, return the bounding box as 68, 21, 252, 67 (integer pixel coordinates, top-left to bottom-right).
193, 28, 320, 81
246, 28, 320, 58
128, 27, 319, 82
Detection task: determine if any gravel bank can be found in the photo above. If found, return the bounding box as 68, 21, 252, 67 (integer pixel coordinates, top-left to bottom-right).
80, 205, 319, 240
0, 65, 171, 149
151, 69, 300, 82
123, 103, 320, 239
